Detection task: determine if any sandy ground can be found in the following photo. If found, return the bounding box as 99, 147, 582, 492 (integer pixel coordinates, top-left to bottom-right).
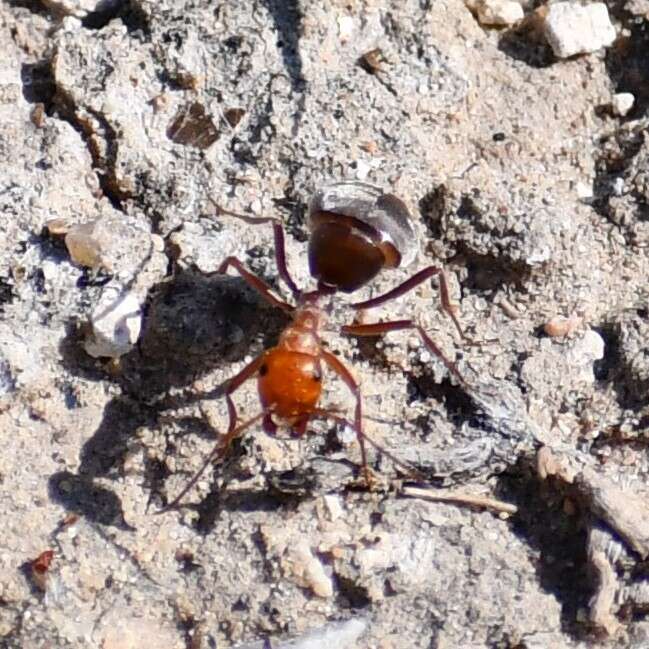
1, 1, 649, 647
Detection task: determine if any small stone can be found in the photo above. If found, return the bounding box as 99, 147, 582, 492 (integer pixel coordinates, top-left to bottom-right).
322, 495, 344, 521
46, 218, 70, 236
611, 177, 625, 196
566, 329, 605, 384
232, 618, 367, 649
467, 0, 524, 26
167, 102, 219, 149
338, 15, 355, 42
543, 2, 616, 58
354, 159, 371, 181
65, 221, 104, 268
336, 422, 357, 445
611, 92, 634, 117
574, 329, 605, 363
290, 541, 334, 598
41, 0, 116, 18
575, 182, 593, 199
84, 283, 142, 358
543, 314, 582, 338
64, 215, 156, 276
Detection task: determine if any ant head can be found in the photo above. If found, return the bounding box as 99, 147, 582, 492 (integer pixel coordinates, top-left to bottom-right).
307, 181, 418, 293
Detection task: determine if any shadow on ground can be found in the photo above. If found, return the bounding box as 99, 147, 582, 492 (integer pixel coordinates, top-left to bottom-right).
497, 460, 592, 640
49, 268, 289, 529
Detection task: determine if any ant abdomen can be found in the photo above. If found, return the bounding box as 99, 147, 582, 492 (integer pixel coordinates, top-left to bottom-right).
307, 181, 418, 292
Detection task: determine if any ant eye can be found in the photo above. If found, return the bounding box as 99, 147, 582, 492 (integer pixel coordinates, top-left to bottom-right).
259, 364, 269, 376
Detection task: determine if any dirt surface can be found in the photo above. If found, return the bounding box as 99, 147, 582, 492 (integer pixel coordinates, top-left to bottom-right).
1, 1, 649, 647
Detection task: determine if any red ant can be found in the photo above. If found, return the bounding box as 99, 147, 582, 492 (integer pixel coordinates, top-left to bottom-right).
162, 181, 469, 509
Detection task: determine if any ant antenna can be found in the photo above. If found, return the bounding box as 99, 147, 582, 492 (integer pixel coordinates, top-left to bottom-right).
310, 408, 427, 482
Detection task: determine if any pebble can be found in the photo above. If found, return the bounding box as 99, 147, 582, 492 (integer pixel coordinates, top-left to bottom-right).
84, 284, 142, 358
573, 329, 605, 363
65, 221, 104, 269
611, 177, 625, 197
336, 422, 357, 445
42, 0, 117, 18
543, 314, 582, 338
575, 182, 593, 200
566, 329, 605, 384
290, 541, 334, 599
543, 2, 616, 58
611, 92, 634, 117
233, 618, 367, 649
467, 0, 524, 26
354, 159, 371, 181
322, 494, 344, 521
337, 15, 355, 42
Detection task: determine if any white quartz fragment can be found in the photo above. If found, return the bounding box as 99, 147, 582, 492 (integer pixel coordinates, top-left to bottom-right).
611, 92, 634, 117
84, 283, 142, 358
544, 2, 616, 58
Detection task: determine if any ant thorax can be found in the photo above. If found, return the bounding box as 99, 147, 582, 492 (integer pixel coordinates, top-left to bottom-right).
277, 304, 327, 357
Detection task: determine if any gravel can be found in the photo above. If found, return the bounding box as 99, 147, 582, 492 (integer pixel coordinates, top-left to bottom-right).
1, 1, 649, 647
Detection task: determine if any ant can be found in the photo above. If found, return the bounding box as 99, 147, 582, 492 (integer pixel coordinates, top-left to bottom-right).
162, 181, 470, 509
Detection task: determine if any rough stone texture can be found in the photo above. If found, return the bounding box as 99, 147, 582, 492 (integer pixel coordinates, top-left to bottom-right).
1, 1, 649, 648
466, 0, 524, 27
543, 2, 616, 58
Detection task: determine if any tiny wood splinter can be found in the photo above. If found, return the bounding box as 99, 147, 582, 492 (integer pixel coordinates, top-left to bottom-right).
162, 181, 471, 510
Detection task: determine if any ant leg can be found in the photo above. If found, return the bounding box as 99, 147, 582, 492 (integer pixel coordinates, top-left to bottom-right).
157, 410, 266, 512
208, 200, 300, 301
270, 221, 300, 300
216, 257, 294, 315
342, 320, 467, 387
350, 266, 467, 341
436, 269, 466, 341
156, 354, 263, 511
290, 415, 309, 438
319, 350, 372, 486
310, 408, 426, 481
223, 354, 265, 433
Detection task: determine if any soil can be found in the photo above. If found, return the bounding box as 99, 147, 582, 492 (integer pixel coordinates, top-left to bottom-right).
1, 1, 648, 648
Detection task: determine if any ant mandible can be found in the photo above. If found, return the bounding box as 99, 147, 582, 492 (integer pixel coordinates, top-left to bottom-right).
163, 181, 469, 509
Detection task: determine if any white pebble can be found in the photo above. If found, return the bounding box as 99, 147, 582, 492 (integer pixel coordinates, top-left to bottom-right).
336, 423, 357, 446
611, 177, 625, 196
543, 2, 616, 58
337, 15, 354, 42
249, 198, 262, 214
575, 182, 593, 199
84, 284, 142, 358
322, 495, 344, 521
354, 160, 371, 181
577, 329, 605, 362
611, 92, 634, 117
